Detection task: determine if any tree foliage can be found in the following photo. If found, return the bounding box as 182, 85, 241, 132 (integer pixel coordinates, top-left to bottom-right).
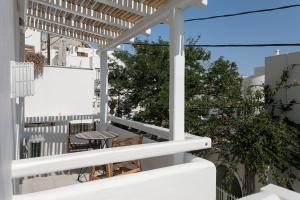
25, 52, 46, 78
108, 37, 300, 195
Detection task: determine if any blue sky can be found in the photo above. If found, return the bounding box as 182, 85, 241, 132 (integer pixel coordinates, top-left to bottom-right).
129, 0, 300, 76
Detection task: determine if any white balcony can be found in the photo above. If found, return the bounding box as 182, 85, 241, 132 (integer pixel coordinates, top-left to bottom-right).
1, 0, 300, 200
14, 114, 215, 200
16, 157, 215, 200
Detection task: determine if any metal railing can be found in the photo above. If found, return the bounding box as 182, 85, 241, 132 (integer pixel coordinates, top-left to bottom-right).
216, 187, 237, 200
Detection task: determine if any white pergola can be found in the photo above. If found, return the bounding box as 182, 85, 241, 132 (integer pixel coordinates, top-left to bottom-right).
22, 0, 207, 138
0, 0, 208, 199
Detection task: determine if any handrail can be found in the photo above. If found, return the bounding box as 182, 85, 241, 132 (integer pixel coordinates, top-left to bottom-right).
261, 184, 300, 200
25, 114, 98, 124
13, 158, 215, 200
12, 136, 211, 178
108, 116, 170, 139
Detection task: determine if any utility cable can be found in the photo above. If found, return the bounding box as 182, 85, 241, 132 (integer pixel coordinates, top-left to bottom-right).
124, 42, 300, 48
185, 4, 300, 22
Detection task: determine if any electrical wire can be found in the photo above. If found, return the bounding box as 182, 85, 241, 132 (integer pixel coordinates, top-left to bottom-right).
185, 4, 300, 22
124, 42, 300, 48
41, 36, 63, 51
144, 4, 300, 48
39, 4, 300, 49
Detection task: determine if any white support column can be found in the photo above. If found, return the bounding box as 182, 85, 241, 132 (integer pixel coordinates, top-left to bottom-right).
99, 51, 109, 130
169, 8, 185, 141
0, 0, 17, 199
15, 21, 26, 162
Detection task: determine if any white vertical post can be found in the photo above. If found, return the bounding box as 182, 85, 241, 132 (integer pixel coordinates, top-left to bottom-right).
0, 0, 17, 199
15, 24, 26, 162
100, 51, 108, 130
169, 8, 185, 141
15, 98, 25, 160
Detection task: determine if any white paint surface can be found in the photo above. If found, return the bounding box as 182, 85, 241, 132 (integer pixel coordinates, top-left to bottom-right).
169, 8, 185, 141
243, 66, 265, 92
238, 192, 280, 200
24, 29, 41, 53
25, 67, 97, 117
14, 157, 216, 200
12, 134, 211, 178
0, 0, 16, 199
238, 184, 300, 200
265, 52, 300, 124
100, 51, 108, 130
261, 184, 300, 200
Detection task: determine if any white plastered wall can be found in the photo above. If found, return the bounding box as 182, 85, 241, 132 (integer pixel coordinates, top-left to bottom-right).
24, 29, 41, 53
25, 67, 97, 117
265, 52, 300, 124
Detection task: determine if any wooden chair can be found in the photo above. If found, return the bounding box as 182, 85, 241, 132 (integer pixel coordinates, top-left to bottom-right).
67, 121, 97, 153
90, 135, 143, 180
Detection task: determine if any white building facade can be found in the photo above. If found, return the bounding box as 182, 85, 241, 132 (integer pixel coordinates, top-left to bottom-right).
24, 29, 101, 117
244, 51, 300, 124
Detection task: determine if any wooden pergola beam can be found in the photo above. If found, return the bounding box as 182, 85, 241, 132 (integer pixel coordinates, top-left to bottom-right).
94, 0, 156, 16
30, 0, 133, 30
26, 17, 107, 46
101, 0, 207, 51
27, 8, 119, 40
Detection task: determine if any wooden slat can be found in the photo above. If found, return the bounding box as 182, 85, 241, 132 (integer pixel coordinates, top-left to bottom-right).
75, 131, 119, 140
26, 0, 169, 46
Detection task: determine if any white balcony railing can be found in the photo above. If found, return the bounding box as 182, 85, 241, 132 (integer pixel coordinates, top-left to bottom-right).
14, 156, 216, 200
14, 115, 215, 200
109, 116, 170, 139
23, 114, 98, 157
12, 135, 211, 178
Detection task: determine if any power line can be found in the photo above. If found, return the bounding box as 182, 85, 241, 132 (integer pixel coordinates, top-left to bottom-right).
185, 4, 300, 22
42, 36, 63, 51
124, 42, 300, 48
188, 43, 300, 47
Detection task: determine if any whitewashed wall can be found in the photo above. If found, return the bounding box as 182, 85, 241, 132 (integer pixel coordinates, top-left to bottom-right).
243, 66, 265, 92
15, 155, 216, 200
265, 52, 300, 124
24, 29, 41, 53
66, 55, 92, 68
65, 48, 100, 69
25, 67, 97, 117
0, 0, 17, 198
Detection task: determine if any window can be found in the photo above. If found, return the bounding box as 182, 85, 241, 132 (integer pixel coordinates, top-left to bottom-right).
77, 52, 88, 57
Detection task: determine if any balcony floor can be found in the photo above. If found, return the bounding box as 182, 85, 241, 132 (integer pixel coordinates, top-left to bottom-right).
20, 171, 82, 194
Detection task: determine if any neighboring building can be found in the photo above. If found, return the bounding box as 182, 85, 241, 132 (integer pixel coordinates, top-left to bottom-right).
265, 51, 300, 124
24, 29, 101, 117
244, 51, 300, 124
25, 29, 41, 53
242, 51, 300, 192
24, 29, 125, 117
243, 66, 265, 92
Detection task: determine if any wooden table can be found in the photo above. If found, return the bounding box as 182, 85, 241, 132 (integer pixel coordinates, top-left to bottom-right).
75, 130, 119, 149
74, 130, 119, 182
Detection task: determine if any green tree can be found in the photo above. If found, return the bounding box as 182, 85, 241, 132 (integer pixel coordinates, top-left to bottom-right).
108, 37, 300, 196
109, 37, 210, 126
